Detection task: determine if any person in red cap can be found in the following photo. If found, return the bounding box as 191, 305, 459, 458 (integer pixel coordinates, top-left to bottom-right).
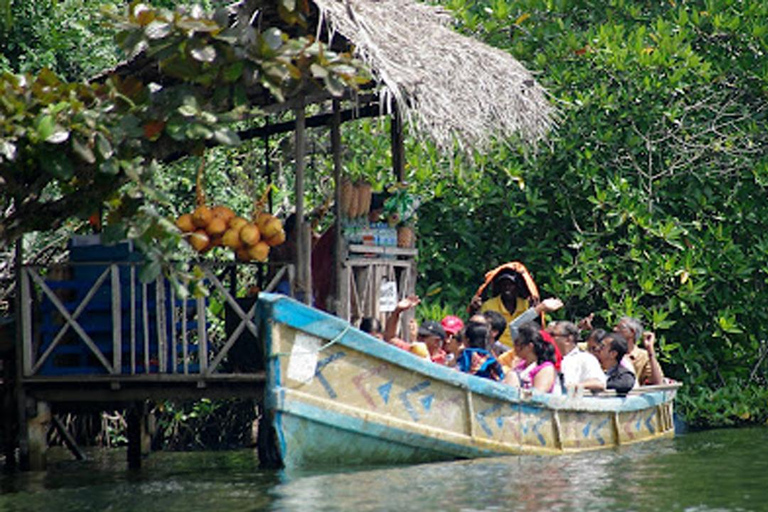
441, 315, 465, 367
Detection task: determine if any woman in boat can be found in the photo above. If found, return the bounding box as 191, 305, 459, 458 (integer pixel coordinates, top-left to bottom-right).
441, 315, 465, 367
503, 322, 559, 393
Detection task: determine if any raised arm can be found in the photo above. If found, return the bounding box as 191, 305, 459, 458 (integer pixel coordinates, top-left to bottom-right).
384, 295, 421, 342
643, 331, 665, 385
508, 298, 564, 341
467, 294, 483, 315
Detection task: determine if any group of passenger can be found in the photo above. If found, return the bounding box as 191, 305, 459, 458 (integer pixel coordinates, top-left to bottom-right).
360, 264, 667, 396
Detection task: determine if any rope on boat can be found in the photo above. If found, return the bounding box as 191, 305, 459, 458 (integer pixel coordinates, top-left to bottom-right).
319, 325, 352, 351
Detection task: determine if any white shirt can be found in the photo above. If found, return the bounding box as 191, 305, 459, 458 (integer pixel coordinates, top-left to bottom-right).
561, 347, 607, 388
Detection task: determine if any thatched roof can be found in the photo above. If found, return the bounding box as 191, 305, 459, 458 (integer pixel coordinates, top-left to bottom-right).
313, 0, 555, 152
100, 0, 554, 153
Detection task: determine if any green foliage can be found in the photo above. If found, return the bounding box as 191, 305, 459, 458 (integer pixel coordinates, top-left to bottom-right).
154, 399, 256, 450
406, 0, 768, 427
0, 0, 368, 299
0, 0, 119, 80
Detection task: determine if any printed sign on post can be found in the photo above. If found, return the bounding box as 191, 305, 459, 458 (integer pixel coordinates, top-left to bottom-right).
379, 279, 398, 313
287, 332, 322, 383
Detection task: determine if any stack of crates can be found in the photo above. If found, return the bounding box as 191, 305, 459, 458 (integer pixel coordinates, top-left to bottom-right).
37, 237, 201, 375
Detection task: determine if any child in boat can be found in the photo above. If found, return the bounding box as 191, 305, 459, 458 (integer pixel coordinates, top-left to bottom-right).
503, 322, 558, 393
456, 322, 504, 381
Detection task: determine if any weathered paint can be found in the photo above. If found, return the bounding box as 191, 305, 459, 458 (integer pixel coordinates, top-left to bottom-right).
258, 294, 679, 469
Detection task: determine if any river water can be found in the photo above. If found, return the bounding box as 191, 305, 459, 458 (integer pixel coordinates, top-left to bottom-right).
1, 427, 767, 511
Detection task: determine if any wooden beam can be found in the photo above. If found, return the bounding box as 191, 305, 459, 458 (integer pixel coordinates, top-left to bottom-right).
390, 106, 405, 182
51, 415, 87, 461
14, 238, 30, 470
239, 102, 382, 141
331, 99, 344, 317
294, 95, 312, 305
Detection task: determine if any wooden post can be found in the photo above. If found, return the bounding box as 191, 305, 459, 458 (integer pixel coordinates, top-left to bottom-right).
331, 99, 345, 318
127, 401, 147, 470
111, 264, 122, 375
294, 95, 312, 305
51, 416, 86, 461
390, 105, 405, 182
14, 238, 30, 470
26, 399, 50, 471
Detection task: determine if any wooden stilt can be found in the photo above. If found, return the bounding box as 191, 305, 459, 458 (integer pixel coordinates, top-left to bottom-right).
13, 239, 31, 471
331, 99, 345, 318
1, 359, 16, 470
294, 95, 312, 305
51, 415, 86, 461
126, 402, 146, 470
26, 399, 50, 471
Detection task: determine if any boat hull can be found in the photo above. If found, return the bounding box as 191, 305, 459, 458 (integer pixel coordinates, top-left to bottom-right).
258, 294, 678, 469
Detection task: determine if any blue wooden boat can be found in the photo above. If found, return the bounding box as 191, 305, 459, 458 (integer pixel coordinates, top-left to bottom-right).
256, 293, 680, 469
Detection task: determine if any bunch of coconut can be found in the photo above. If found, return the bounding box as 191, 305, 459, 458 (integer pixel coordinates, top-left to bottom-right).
175, 205, 285, 262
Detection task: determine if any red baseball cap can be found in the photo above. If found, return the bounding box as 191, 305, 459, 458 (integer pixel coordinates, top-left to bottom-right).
441, 315, 464, 335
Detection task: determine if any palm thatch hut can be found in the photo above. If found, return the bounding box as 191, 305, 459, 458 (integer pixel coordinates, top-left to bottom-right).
100, 0, 556, 317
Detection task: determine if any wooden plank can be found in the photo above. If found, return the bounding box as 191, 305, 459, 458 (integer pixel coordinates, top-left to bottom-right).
207, 298, 259, 375
29, 265, 111, 371
142, 281, 150, 374
156, 278, 165, 373
338, 265, 350, 321
181, 289, 188, 375
348, 244, 418, 257
28, 269, 113, 374
345, 258, 414, 268
21, 267, 33, 376
263, 264, 288, 293
22, 372, 266, 384
111, 265, 122, 375
204, 268, 259, 339
130, 266, 136, 375
51, 416, 86, 461
197, 296, 208, 374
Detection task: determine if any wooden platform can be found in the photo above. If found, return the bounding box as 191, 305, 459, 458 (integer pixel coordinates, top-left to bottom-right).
9, 259, 288, 470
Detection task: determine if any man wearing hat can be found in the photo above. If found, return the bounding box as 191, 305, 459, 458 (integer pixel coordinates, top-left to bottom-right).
417, 320, 448, 365
468, 269, 529, 349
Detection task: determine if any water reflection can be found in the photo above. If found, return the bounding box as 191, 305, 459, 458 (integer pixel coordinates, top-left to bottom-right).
273, 443, 671, 511
2, 429, 767, 511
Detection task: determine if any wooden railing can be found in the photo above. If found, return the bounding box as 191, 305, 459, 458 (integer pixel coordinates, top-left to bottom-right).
19, 261, 294, 379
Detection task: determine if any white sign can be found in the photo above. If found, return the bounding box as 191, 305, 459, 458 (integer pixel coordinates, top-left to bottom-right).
286, 332, 322, 383
379, 280, 398, 313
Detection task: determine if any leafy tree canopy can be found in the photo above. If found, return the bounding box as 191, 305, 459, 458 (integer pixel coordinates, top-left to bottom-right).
0, 1, 368, 285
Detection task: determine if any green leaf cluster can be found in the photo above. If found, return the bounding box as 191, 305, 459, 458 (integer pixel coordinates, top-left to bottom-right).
406, 0, 768, 427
